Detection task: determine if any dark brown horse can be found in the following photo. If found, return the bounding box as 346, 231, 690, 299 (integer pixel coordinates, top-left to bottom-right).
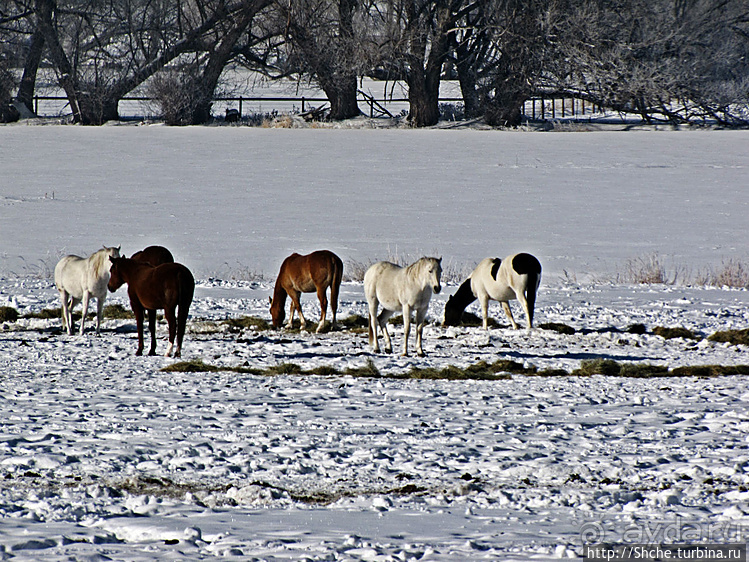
108, 256, 194, 357
131, 245, 174, 267
270, 250, 343, 332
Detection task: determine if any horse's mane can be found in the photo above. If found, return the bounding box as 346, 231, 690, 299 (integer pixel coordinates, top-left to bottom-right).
406, 256, 437, 275
91, 247, 118, 277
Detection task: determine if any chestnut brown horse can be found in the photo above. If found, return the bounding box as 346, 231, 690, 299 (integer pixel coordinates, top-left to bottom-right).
131, 245, 174, 267
107, 256, 194, 357
270, 250, 343, 332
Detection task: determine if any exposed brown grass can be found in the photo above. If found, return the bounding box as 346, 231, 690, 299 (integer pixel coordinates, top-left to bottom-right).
0, 306, 19, 322
162, 357, 749, 380
708, 329, 749, 346
103, 304, 134, 319
652, 326, 701, 340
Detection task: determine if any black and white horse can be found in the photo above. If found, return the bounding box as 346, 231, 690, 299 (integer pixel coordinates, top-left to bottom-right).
444, 253, 541, 330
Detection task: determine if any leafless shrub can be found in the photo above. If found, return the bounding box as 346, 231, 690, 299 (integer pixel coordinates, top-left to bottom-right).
148, 71, 206, 126
696, 259, 749, 289
620, 253, 671, 284
615, 254, 749, 287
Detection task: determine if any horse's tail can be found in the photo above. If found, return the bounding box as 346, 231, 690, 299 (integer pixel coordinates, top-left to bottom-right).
177, 267, 195, 344
330, 254, 344, 322
525, 273, 539, 327
443, 277, 476, 326
512, 253, 542, 328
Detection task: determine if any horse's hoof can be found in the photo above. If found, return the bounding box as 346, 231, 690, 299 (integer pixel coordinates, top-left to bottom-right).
135, 350, 143, 356
148, 350, 157, 356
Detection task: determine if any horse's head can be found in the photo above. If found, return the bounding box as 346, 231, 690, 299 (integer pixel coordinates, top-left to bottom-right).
443, 295, 463, 326
102, 245, 121, 258
426, 257, 442, 294
107, 256, 126, 292
269, 295, 286, 328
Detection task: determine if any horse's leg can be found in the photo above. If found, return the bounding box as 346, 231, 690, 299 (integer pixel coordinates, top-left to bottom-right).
95, 296, 105, 335
367, 300, 380, 353
315, 285, 328, 333
378, 309, 394, 354
289, 289, 306, 330
414, 306, 428, 357
175, 304, 188, 358
400, 304, 412, 357
132, 302, 145, 355
330, 281, 340, 328
59, 290, 71, 334
79, 290, 90, 336
163, 307, 176, 357
148, 309, 159, 355
501, 301, 519, 330
479, 294, 491, 330
68, 297, 80, 335
515, 290, 533, 331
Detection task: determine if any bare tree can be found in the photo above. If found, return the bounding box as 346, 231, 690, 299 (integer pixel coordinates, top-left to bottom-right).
549, 0, 749, 125
375, 0, 463, 127
275, 0, 368, 120
449, 0, 557, 127
150, 0, 272, 125
18, 0, 269, 124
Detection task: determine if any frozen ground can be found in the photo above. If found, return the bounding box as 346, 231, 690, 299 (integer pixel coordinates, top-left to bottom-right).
0, 126, 748, 560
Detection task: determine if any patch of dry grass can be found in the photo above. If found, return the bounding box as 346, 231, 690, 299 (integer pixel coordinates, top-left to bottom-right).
708, 329, 749, 346
0, 306, 19, 322
162, 357, 749, 379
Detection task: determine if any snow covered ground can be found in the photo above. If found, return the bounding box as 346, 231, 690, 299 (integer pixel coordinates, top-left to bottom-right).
0, 125, 748, 560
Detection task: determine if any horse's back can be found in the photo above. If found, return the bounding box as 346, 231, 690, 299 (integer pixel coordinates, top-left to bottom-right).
54, 255, 85, 292
364, 261, 406, 307
132, 245, 174, 267
511, 253, 542, 276
309, 250, 343, 284
135, 262, 194, 309
364, 261, 401, 286
472, 257, 517, 301
473, 253, 541, 301
155, 262, 195, 288
280, 250, 342, 292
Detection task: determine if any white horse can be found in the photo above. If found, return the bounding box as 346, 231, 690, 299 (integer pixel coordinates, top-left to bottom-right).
54, 246, 121, 335
364, 257, 442, 357
443, 253, 541, 330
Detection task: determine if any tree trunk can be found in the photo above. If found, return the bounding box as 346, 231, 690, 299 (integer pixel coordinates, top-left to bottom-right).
319, 73, 360, 120
453, 29, 482, 119
17, 28, 45, 115
187, 0, 270, 124
406, 68, 441, 126
403, 3, 454, 127
484, 83, 526, 128
35, 0, 82, 122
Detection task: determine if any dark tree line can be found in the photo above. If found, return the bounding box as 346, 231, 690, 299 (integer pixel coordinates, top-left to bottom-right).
1, 0, 748, 126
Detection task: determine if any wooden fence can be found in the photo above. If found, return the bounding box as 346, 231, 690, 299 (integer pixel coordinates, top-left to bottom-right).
29, 93, 606, 121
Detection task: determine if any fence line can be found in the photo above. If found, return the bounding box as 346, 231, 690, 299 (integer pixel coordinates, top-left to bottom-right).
30, 94, 606, 121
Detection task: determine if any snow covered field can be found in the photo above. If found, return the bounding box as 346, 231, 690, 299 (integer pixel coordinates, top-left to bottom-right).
1, 125, 748, 560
